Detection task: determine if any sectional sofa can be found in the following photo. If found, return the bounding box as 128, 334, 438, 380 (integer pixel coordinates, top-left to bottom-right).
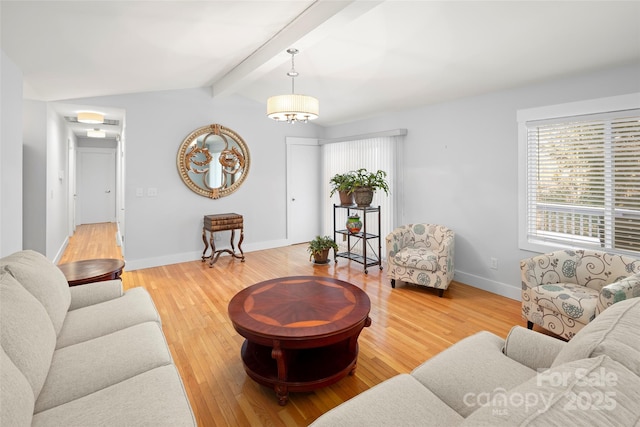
0, 250, 196, 426
311, 297, 640, 426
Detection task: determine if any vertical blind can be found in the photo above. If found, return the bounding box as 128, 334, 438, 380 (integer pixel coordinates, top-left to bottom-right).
321, 136, 401, 257
525, 109, 640, 255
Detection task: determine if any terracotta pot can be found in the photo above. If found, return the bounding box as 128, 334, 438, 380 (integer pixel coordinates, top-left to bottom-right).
312, 248, 330, 264
353, 187, 374, 207
338, 190, 354, 206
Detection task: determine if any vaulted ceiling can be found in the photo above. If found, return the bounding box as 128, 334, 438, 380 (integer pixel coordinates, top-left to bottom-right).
2, 0, 640, 130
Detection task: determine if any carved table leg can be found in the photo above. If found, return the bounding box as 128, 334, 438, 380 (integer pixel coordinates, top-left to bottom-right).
230, 229, 236, 254
238, 228, 245, 261
271, 340, 289, 405
201, 228, 210, 261
208, 233, 218, 267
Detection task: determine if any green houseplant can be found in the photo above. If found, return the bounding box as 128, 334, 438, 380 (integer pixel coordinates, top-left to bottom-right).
349, 168, 389, 207
329, 172, 355, 205
307, 235, 339, 264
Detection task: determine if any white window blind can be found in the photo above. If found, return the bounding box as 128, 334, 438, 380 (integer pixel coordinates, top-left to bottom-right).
321, 136, 402, 257
524, 109, 640, 255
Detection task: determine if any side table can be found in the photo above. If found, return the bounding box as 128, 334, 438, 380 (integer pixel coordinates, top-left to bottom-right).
57, 259, 125, 286
202, 213, 245, 267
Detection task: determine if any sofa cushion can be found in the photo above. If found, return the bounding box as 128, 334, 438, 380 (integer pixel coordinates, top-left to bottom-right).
0, 271, 56, 398
56, 287, 161, 349
309, 374, 463, 427
68, 279, 123, 310
463, 355, 640, 426
32, 365, 196, 427
0, 347, 34, 427
411, 331, 536, 417
532, 282, 599, 324
0, 250, 70, 335
552, 298, 640, 376
35, 321, 173, 413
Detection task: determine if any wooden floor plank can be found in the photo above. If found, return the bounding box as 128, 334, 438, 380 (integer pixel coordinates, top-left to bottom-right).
60, 223, 527, 426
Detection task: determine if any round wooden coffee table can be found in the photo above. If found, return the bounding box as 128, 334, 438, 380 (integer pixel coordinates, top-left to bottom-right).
228, 276, 371, 405
57, 258, 125, 286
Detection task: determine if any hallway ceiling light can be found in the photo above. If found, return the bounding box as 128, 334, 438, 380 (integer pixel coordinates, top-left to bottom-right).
87, 129, 106, 138
267, 48, 318, 124
77, 112, 104, 124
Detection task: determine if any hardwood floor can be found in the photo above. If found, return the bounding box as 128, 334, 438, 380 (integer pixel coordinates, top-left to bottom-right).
60, 223, 525, 426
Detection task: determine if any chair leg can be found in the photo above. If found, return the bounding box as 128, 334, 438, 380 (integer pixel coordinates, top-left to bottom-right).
437, 289, 444, 298
390, 279, 396, 288
527, 321, 533, 330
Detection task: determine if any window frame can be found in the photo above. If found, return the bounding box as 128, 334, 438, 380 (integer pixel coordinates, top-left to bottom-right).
517, 92, 640, 255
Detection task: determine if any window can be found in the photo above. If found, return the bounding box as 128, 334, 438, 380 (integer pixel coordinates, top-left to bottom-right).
321, 132, 404, 256
518, 94, 640, 256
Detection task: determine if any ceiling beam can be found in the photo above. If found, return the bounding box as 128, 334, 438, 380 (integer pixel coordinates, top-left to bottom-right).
211, 0, 384, 98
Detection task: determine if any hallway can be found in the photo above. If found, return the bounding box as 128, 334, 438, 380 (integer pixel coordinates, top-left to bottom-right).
58, 222, 123, 264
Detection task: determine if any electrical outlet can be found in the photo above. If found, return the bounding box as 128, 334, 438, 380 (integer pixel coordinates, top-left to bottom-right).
490, 257, 498, 270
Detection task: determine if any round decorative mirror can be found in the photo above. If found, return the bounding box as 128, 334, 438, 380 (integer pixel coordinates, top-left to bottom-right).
177, 124, 250, 198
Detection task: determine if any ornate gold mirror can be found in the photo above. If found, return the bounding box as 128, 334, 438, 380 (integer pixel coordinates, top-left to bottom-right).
177, 124, 250, 198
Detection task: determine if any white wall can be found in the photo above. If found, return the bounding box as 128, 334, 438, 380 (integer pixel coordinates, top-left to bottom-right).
0, 49, 23, 256
22, 100, 47, 254
46, 105, 72, 261
324, 62, 640, 299
63, 88, 319, 269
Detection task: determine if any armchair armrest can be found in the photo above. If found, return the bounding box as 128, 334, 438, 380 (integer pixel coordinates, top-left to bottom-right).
596, 273, 640, 315
502, 326, 566, 370
385, 227, 411, 259
68, 279, 124, 310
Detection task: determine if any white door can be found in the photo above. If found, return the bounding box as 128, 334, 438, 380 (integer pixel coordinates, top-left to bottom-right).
77, 148, 116, 224
287, 138, 320, 244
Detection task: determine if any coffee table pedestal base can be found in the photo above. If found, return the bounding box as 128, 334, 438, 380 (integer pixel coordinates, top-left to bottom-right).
241, 338, 361, 405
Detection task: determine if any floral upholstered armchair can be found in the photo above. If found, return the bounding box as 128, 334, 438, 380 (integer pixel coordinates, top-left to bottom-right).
521, 249, 640, 340
385, 224, 455, 297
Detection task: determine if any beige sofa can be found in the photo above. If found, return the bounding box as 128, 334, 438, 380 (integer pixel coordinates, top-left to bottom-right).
0, 250, 196, 426
311, 297, 640, 426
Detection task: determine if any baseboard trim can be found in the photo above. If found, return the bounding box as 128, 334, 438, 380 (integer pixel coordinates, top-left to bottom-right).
454, 270, 521, 301
125, 239, 290, 271
53, 237, 69, 264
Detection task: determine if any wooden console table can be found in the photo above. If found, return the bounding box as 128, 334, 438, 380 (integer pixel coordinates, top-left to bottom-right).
202, 213, 245, 267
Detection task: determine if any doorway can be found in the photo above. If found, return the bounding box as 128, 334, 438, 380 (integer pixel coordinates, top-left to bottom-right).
76, 148, 116, 224
286, 137, 320, 244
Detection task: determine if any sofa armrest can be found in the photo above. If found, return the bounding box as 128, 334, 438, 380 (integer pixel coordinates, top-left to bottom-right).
502, 326, 566, 370
596, 273, 640, 315
68, 279, 124, 310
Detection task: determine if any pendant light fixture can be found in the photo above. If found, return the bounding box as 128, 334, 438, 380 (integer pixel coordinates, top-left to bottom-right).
77, 112, 104, 124
267, 48, 319, 123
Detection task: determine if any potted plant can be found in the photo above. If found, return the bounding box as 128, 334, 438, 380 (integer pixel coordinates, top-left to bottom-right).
349, 168, 390, 207
307, 235, 339, 264
329, 172, 355, 205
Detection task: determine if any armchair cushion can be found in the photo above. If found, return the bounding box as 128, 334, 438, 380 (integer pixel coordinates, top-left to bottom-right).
532, 283, 599, 324
392, 247, 438, 271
